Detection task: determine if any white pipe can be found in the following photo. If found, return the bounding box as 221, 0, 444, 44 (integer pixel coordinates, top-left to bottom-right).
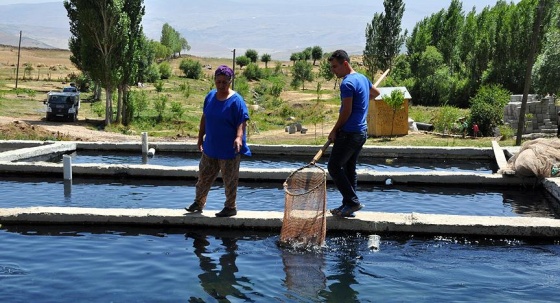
63, 154, 72, 180
141, 132, 148, 155
147, 148, 155, 157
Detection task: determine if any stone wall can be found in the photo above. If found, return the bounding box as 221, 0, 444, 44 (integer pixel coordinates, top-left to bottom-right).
503, 94, 558, 134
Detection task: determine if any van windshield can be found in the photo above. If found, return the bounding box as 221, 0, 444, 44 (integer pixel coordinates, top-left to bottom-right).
49, 95, 73, 104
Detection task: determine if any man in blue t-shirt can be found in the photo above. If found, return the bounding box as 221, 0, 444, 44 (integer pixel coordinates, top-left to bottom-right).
327, 50, 380, 217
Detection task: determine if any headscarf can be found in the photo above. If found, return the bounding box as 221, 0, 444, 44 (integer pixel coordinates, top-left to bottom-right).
215, 65, 234, 79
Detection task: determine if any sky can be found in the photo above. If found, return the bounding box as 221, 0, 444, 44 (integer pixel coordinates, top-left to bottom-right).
0, 0, 521, 12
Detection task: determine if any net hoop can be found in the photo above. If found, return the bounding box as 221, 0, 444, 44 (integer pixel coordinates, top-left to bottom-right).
283, 164, 326, 197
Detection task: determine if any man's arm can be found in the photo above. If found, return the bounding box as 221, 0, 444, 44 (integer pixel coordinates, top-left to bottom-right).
369, 85, 381, 100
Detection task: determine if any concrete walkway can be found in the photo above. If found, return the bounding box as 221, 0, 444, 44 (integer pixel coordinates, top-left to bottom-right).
1, 206, 560, 238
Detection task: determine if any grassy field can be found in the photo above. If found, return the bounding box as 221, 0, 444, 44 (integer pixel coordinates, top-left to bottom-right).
0, 45, 521, 148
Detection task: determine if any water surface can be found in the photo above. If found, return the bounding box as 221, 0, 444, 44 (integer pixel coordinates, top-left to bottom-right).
0, 225, 558, 302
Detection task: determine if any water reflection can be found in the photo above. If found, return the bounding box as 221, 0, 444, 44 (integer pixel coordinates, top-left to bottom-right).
281, 249, 326, 299
186, 231, 250, 302
320, 235, 361, 301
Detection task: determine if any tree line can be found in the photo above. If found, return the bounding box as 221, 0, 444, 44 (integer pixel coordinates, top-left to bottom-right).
63, 0, 560, 132
365, 0, 559, 108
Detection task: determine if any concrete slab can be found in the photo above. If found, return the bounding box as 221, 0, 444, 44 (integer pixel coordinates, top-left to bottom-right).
0, 161, 536, 186
0, 142, 75, 162
493, 140, 515, 175
1, 207, 559, 238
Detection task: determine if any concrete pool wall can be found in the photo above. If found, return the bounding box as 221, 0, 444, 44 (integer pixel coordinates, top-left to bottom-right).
0, 139, 558, 239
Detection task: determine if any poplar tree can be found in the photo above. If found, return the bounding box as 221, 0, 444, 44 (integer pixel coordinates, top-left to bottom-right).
65, 0, 146, 126
363, 0, 406, 79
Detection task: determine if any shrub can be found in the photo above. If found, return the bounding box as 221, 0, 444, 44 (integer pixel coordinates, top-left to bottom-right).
179, 59, 202, 79
179, 81, 191, 99
268, 76, 285, 98
154, 95, 168, 122
383, 89, 406, 138
145, 63, 161, 83
91, 101, 105, 118
432, 105, 463, 134
170, 101, 185, 120
154, 81, 164, 93
243, 63, 263, 81
469, 85, 511, 136
159, 61, 172, 79
129, 90, 149, 119
498, 124, 515, 140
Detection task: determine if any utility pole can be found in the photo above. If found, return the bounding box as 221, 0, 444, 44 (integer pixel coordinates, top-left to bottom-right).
231, 49, 236, 90
15, 31, 22, 89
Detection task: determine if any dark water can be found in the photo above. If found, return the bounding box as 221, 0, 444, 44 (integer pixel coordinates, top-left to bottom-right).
0, 176, 557, 218
37, 150, 495, 173
0, 225, 559, 302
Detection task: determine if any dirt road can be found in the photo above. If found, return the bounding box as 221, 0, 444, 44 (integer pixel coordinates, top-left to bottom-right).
0, 115, 146, 142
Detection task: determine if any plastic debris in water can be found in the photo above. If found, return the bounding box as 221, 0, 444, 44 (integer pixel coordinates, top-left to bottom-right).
368, 234, 381, 251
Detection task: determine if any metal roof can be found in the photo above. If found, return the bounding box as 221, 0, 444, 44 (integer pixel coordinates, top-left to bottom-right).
374, 87, 412, 100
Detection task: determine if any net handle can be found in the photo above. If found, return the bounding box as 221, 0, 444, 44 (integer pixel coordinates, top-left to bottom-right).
374, 68, 390, 87
310, 139, 332, 165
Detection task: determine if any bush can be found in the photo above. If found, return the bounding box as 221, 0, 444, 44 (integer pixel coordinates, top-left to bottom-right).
129, 90, 149, 120
145, 63, 161, 83
154, 81, 164, 93
268, 76, 285, 98
243, 63, 263, 81
432, 106, 463, 134
179, 81, 191, 99
159, 62, 172, 79
170, 101, 185, 120
154, 95, 168, 122
179, 59, 202, 79
498, 124, 515, 140
91, 101, 105, 118
469, 85, 511, 136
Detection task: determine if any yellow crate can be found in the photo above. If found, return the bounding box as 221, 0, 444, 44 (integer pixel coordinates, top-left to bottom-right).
367, 98, 409, 137
367, 87, 411, 137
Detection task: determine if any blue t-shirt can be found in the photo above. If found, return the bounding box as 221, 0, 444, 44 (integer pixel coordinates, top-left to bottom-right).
202, 90, 251, 159
339, 73, 372, 133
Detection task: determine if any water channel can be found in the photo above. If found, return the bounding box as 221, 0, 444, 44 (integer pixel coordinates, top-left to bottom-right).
1, 146, 559, 301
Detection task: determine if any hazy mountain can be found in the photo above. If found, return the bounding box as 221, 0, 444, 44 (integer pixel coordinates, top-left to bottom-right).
0, 0, 518, 60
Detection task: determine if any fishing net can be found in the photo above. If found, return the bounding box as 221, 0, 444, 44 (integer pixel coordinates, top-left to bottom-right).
500, 138, 560, 178
280, 163, 327, 248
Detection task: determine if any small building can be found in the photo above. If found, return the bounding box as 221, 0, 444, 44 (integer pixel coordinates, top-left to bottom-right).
367, 87, 412, 137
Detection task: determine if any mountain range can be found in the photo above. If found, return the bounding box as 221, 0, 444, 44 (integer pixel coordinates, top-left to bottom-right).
0, 0, 517, 60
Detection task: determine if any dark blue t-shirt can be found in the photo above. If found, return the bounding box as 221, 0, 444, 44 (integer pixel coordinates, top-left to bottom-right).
202, 90, 251, 159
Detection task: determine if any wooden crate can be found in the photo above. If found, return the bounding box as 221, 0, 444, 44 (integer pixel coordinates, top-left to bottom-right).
367, 87, 411, 137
